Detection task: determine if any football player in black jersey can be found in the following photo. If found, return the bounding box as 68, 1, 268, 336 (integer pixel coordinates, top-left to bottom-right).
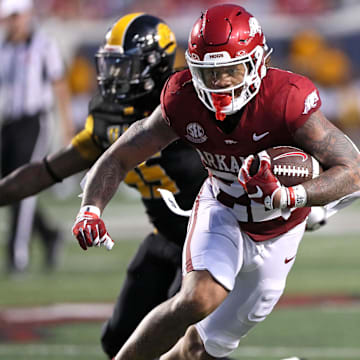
0, 13, 207, 358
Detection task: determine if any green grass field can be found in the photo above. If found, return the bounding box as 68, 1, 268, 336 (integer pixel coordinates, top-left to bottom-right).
0, 187, 359, 360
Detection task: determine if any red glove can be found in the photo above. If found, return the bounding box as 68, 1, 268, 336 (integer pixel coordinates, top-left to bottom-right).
238, 150, 282, 210
72, 205, 114, 251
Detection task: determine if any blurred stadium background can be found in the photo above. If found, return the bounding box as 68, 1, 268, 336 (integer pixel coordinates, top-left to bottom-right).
0, 0, 360, 359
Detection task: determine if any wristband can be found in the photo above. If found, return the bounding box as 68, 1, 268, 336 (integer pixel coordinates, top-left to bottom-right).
279, 187, 288, 209
79, 205, 101, 217
43, 157, 62, 183
281, 185, 307, 209
291, 185, 307, 208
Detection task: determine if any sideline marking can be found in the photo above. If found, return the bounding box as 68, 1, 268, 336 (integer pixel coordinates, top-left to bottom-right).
1, 298, 360, 325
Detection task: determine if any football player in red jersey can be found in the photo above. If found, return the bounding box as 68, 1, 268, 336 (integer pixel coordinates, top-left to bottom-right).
72, 4, 360, 360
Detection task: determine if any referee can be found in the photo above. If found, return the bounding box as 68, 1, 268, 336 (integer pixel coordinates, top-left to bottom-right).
0, 0, 74, 273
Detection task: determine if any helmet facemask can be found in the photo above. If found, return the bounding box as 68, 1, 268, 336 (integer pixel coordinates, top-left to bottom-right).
95, 46, 167, 102
186, 44, 269, 120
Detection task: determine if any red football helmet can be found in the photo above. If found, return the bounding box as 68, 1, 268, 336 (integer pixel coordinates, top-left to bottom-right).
186, 4, 272, 119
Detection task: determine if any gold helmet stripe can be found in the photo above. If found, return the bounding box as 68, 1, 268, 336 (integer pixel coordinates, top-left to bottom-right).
106, 12, 144, 47
157, 22, 177, 55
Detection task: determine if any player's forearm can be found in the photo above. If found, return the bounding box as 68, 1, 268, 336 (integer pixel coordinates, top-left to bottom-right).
80, 109, 178, 213
0, 144, 93, 205
294, 110, 360, 206
0, 162, 54, 205
302, 164, 360, 206
81, 152, 126, 213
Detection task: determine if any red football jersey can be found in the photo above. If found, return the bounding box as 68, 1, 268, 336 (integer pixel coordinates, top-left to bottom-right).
161, 68, 322, 241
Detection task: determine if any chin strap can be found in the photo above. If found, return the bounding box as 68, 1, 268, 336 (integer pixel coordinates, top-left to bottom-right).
211, 93, 232, 121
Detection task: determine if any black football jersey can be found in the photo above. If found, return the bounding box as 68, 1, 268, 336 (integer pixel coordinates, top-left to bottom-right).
72, 91, 207, 245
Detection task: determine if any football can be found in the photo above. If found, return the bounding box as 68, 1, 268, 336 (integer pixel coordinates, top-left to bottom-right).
250, 146, 322, 187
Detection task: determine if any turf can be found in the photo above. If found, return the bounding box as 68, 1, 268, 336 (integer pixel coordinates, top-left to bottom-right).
1, 307, 360, 360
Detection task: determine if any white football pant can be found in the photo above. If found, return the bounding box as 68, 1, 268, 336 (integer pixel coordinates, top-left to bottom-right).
183, 178, 306, 357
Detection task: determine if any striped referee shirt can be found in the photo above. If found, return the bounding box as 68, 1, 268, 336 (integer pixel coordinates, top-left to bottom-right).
0, 27, 65, 121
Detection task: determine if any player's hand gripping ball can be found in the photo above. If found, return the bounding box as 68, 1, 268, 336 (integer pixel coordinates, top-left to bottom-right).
238, 150, 282, 210
239, 146, 322, 209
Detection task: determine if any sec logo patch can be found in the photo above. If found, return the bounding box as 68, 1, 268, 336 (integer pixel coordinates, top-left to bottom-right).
185, 122, 208, 143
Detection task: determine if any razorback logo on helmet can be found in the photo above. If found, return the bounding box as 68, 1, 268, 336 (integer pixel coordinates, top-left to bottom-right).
185, 123, 208, 143
248, 17, 262, 37
303, 90, 319, 114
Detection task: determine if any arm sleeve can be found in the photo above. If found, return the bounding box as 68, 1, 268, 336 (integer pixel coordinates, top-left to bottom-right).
284, 76, 322, 134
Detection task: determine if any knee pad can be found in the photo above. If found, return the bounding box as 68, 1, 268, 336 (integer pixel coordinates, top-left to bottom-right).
246, 287, 284, 323
196, 324, 237, 358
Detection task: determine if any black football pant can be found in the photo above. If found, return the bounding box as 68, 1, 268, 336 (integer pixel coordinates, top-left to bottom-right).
101, 231, 182, 358
1, 114, 57, 271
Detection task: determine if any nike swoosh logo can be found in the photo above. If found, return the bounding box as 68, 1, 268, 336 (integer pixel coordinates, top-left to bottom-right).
253, 131, 269, 141
284, 255, 296, 264
248, 185, 263, 199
